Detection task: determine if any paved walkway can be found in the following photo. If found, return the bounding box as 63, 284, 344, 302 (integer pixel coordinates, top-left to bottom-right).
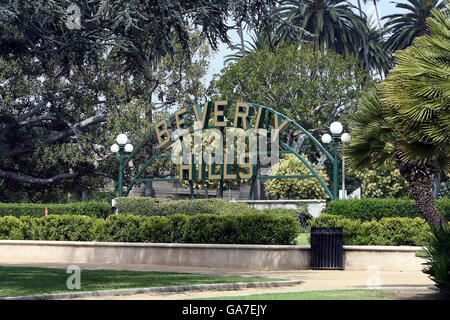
1, 262, 436, 300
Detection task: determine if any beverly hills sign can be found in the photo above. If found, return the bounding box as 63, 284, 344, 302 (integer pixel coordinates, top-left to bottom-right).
116, 100, 336, 199
154, 101, 291, 182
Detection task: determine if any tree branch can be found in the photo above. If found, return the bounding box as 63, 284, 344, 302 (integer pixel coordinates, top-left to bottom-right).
17, 101, 47, 121
41, 114, 107, 144
19, 114, 59, 126
0, 143, 32, 156
0, 168, 77, 184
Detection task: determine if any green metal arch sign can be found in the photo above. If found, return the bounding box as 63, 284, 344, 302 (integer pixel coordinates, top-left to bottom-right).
117, 101, 339, 200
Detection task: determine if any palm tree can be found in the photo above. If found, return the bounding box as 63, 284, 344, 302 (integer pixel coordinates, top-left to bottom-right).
372, 0, 382, 28
347, 9, 450, 229
383, 0, 448, 52
356, 0, 370, 76
363, 0, 382, 28
224, 30, 281, 64
357, 20, 393, 77
277, 0, 368, 56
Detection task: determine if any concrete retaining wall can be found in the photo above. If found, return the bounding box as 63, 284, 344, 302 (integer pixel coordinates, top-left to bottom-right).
0, 241, 424, 271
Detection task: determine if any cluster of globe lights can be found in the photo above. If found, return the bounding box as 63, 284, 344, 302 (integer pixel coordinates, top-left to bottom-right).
110, 134, 134, 153
321, 121, 351, 145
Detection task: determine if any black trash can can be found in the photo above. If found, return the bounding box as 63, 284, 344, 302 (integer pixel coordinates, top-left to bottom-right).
310, 227, 344, 270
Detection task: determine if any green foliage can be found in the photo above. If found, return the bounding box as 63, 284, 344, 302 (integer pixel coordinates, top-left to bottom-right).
166, 214, 190, 243
262, 206, 312, 232
0, 213, 300, 245
383, 8, 450, 165
100, 215, 144, 242
183, 213, 300, 245
439, 181, 450, 199
265, 154, 329, 199
139, 216, 174, 243
277, 0, 367, 57
18, 215, 102, 241
212, 44, 370, 138
0, 0, 277, 193
326, 198, 450, 221
0, 216, 24, 240
423, 223, 450, 295
114, 198, 254, 216
354, 163, 409, 198
348, 9, 450, 175
0, 202, 111, 218
39, 215, 98, 241
384, 0, 448, 52
114, 198, 313, 233
310, 214, 432, 246
357, 22, 394, 77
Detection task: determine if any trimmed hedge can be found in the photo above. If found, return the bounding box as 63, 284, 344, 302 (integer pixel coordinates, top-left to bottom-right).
114, 198, 311, 230
326, 198, 450, 221
261, 208, 312, 232
310, 214, 432, 246
183, 214, 300, 244
0, 213, 300, 245
0, 202, 111, 218
114, 198, 255, 216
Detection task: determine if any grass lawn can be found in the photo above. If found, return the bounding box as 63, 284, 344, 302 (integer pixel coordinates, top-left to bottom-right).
415, 250, 429, 258
199, 289, 413, 300
0, 266, 282, 298
296, 233, 310, 245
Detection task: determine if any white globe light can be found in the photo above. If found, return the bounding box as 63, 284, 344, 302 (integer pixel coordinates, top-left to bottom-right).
124, 143, 133, 153
341, 132, 351, 143
116, 133, 128, 145
110, 144, 119, 153
330, 121, 343, 135
321, 134, 332, 144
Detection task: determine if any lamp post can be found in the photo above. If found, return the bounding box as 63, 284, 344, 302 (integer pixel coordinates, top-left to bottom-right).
321, 122, 351, 200
111, 134, 134, 197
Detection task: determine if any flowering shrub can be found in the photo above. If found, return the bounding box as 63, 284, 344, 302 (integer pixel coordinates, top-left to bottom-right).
354, 163, 409, 198
265, 154, 329, 199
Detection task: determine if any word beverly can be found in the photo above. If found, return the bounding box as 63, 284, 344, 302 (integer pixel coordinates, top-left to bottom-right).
152, 101, 291, 181
155, 101, 290, 149
182, 304, 267, 317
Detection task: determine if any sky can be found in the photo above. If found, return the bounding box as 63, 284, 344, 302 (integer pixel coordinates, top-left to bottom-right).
203, 0, 408, 86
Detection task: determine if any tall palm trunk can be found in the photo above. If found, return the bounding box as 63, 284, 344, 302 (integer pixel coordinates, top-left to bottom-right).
397, 159, 447, 229
238, 21, 246, 59
373, 0, 382, 29
145, 97, 154, 197
357, 0, 370, 77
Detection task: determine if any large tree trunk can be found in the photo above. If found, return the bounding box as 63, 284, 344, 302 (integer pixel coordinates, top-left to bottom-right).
397, 160, 447, 229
